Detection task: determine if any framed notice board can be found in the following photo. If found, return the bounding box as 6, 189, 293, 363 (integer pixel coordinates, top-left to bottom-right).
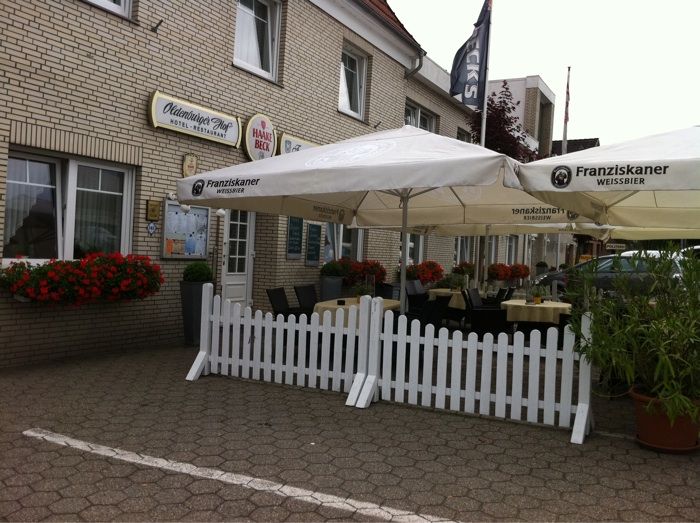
286, 216, 303, 260
305, 223, 321, 267
162, 200, 210, 259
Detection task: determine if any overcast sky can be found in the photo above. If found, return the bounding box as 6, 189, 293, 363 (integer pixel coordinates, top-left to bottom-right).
388, 0, 700, 146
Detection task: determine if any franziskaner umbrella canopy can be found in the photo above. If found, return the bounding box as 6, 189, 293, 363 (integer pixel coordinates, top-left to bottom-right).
177, 125, 539, 311
514, 126, 700, 228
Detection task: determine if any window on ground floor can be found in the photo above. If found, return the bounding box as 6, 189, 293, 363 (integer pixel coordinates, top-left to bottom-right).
3, 153, 134, 261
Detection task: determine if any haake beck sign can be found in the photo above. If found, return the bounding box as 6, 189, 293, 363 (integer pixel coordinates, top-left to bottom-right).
244, 114, 276, 161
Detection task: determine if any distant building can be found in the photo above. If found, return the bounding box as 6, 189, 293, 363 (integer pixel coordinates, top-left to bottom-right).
488, 75, 555, 157
551, 138, 600, 156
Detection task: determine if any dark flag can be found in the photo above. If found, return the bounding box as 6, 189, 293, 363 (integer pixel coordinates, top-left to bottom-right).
449, 0, 491, 111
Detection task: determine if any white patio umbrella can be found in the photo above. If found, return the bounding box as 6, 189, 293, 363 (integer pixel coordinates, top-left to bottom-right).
514, 126, 700, 228
177, 125, 533, 312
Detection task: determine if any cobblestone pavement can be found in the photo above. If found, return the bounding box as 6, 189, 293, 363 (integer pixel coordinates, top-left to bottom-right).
0, 347, 698, 522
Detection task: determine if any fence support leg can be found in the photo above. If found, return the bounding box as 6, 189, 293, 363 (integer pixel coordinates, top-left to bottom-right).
570, 313, 593, 443
355, 298, 384, 408
346, 296, 372, 406
186, 283, 214, 381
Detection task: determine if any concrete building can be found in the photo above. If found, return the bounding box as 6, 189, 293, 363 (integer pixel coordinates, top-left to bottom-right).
0, 0, 474, 366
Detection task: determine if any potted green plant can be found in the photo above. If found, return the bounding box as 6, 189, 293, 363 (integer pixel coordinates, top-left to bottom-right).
319, 259, 346, 300
181, 261, 213, 346
568, 250, 700, 452
530, 285, 545, 304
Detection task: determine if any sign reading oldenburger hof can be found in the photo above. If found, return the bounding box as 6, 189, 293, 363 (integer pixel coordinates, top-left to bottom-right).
244, 113, 276, 161
150, 91, 241, 147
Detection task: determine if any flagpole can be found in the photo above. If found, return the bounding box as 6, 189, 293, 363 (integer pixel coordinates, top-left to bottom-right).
562, 66, 570, 155
479, 1, 492, 148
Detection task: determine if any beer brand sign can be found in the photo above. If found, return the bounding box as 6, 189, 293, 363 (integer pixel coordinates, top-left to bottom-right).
244, 114, 276, 161
150, 91, 241, 147
278, 132, 317, 155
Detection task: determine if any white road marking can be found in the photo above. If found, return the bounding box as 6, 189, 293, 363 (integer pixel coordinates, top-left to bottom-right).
23, 428, 455, 522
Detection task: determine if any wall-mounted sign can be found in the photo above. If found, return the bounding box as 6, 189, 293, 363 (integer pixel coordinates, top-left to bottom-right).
305, 224, 322, 267
286, 217, 303, 260
244, 113, 276, 161
182, 153, 199, 177
146, 199, 161, 221
606, 242, 627, 250
278, 132, 317, 155
150, 91, 241, 147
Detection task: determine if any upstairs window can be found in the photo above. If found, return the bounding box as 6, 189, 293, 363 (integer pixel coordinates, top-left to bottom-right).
234, 0, 281, 81
84, 0, 132, 17
405, 102, 435, 132
339, 47, 366, 119
457, 127, 470, 142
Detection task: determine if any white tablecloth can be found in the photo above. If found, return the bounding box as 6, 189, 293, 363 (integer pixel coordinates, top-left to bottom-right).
313, 298, 400, 326
500, 299, 571, 324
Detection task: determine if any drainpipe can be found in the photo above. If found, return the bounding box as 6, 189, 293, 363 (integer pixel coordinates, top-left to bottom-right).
404, 51, 425, 79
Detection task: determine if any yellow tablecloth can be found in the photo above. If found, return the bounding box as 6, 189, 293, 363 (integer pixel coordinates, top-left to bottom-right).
313, 298, 400, 326
427, 288, 466, 310
500, 299, 571, 324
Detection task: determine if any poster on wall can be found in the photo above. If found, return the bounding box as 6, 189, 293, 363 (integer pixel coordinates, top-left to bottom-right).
287, 217, 303, 260
305, 223, 321, 267
162, 200, 210, 259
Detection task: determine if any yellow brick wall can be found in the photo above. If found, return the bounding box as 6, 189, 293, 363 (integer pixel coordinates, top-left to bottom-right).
0, 0, 474, 366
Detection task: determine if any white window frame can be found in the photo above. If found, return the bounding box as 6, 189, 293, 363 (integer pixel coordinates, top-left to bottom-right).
405, 102, 435, 132
506, 235, 519, 265
3, 152, 134, 265
338, 46, 367, 120
233, 0, 281, 81
456, 127, 470, 143
84, 0, 132, 17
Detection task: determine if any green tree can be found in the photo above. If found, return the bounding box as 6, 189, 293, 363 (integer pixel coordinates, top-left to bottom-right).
469, 80, 539, 162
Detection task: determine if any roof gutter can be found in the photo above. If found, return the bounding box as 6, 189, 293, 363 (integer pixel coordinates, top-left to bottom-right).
404, 50, 425, 79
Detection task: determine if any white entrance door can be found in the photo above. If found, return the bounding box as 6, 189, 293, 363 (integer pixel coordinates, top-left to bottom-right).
221, 210, 255, 307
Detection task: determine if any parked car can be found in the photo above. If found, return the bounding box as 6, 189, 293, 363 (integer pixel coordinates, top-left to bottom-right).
532, 253, 681, 295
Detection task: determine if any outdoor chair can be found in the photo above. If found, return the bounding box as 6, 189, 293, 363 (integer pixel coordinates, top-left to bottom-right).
375, 282, 395, 299
467, 307, 511, 337
406, 294, 451, 332
406, 285, 429, 314
466, 288, 500, 309
293, 284, 318, 316
483, 286, 508, 306
266, 287, 302, 318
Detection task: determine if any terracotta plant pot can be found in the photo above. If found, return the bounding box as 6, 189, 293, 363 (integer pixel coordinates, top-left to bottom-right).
629, 387, 700, 453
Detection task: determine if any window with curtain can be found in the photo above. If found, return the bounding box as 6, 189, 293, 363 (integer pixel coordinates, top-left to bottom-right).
234, 0, 280, 80
404, 102, 436, 132
84, 0, 132, 17
3, 154, 133, 261
324, 223, 362, 261
339, 47, 366, 119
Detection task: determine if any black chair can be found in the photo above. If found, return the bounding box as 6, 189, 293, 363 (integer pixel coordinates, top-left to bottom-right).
406, 282, 429, 314
407, 294, 451, 332
266, 287, 302, 318
462, 288, 511, 337
504, 286, 516, 301
466, 288, 499, 309
294, 284, 318, 316
483, 286, 508, 306
375, 282, 395, 299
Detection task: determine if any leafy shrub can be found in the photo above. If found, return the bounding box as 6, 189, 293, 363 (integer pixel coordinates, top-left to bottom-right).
320, 259, 347, 277
452, 261, 475, 277
509, 263, 530, 279
404, 260, 444, 284
182, 261, 213, 282
343, 259, 387, 286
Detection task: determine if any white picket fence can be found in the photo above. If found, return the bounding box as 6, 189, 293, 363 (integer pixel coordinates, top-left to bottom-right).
187, 284, 593, 443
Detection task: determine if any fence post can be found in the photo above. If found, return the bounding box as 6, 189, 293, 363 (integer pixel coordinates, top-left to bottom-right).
346, 295, 372, 406
571, 313, 593, 443
355, 296, 384, 408
186, 283, 214, 381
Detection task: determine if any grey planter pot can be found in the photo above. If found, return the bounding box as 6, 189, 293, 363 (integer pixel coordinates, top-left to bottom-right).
320, 276, 343, 301
180, 281, 212, 346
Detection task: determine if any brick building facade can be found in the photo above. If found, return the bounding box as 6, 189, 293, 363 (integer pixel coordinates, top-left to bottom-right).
0, 0, 472, 366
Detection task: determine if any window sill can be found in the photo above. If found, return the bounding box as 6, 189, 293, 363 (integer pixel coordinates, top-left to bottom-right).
79, 0, 139, 25
232, 61, 282, 88
337, 109, 368, 124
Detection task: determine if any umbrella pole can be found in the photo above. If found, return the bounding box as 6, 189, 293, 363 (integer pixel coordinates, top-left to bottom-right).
400, 194, 409, 315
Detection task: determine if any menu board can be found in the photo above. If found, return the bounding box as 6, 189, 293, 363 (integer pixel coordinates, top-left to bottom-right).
162, 200, 210, 259
305, 223, 321, 266
286, 217, 303, 260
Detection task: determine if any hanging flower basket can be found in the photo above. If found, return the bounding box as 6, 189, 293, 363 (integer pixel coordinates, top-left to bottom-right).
1, 252, 164, 306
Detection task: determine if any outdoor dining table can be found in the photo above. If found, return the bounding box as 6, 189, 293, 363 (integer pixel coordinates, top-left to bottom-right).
500, 299, 572, 324
427, 288, 467, 310
313, 297, 401, 327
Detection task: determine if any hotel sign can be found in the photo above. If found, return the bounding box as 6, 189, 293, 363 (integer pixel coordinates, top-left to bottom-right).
150, 91, 241, 147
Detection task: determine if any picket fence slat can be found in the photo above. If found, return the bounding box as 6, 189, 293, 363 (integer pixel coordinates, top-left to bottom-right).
407, 320, 420, 405
510, 331, 525, 421
449, 331, 463, 412
189, 288, 594, 445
